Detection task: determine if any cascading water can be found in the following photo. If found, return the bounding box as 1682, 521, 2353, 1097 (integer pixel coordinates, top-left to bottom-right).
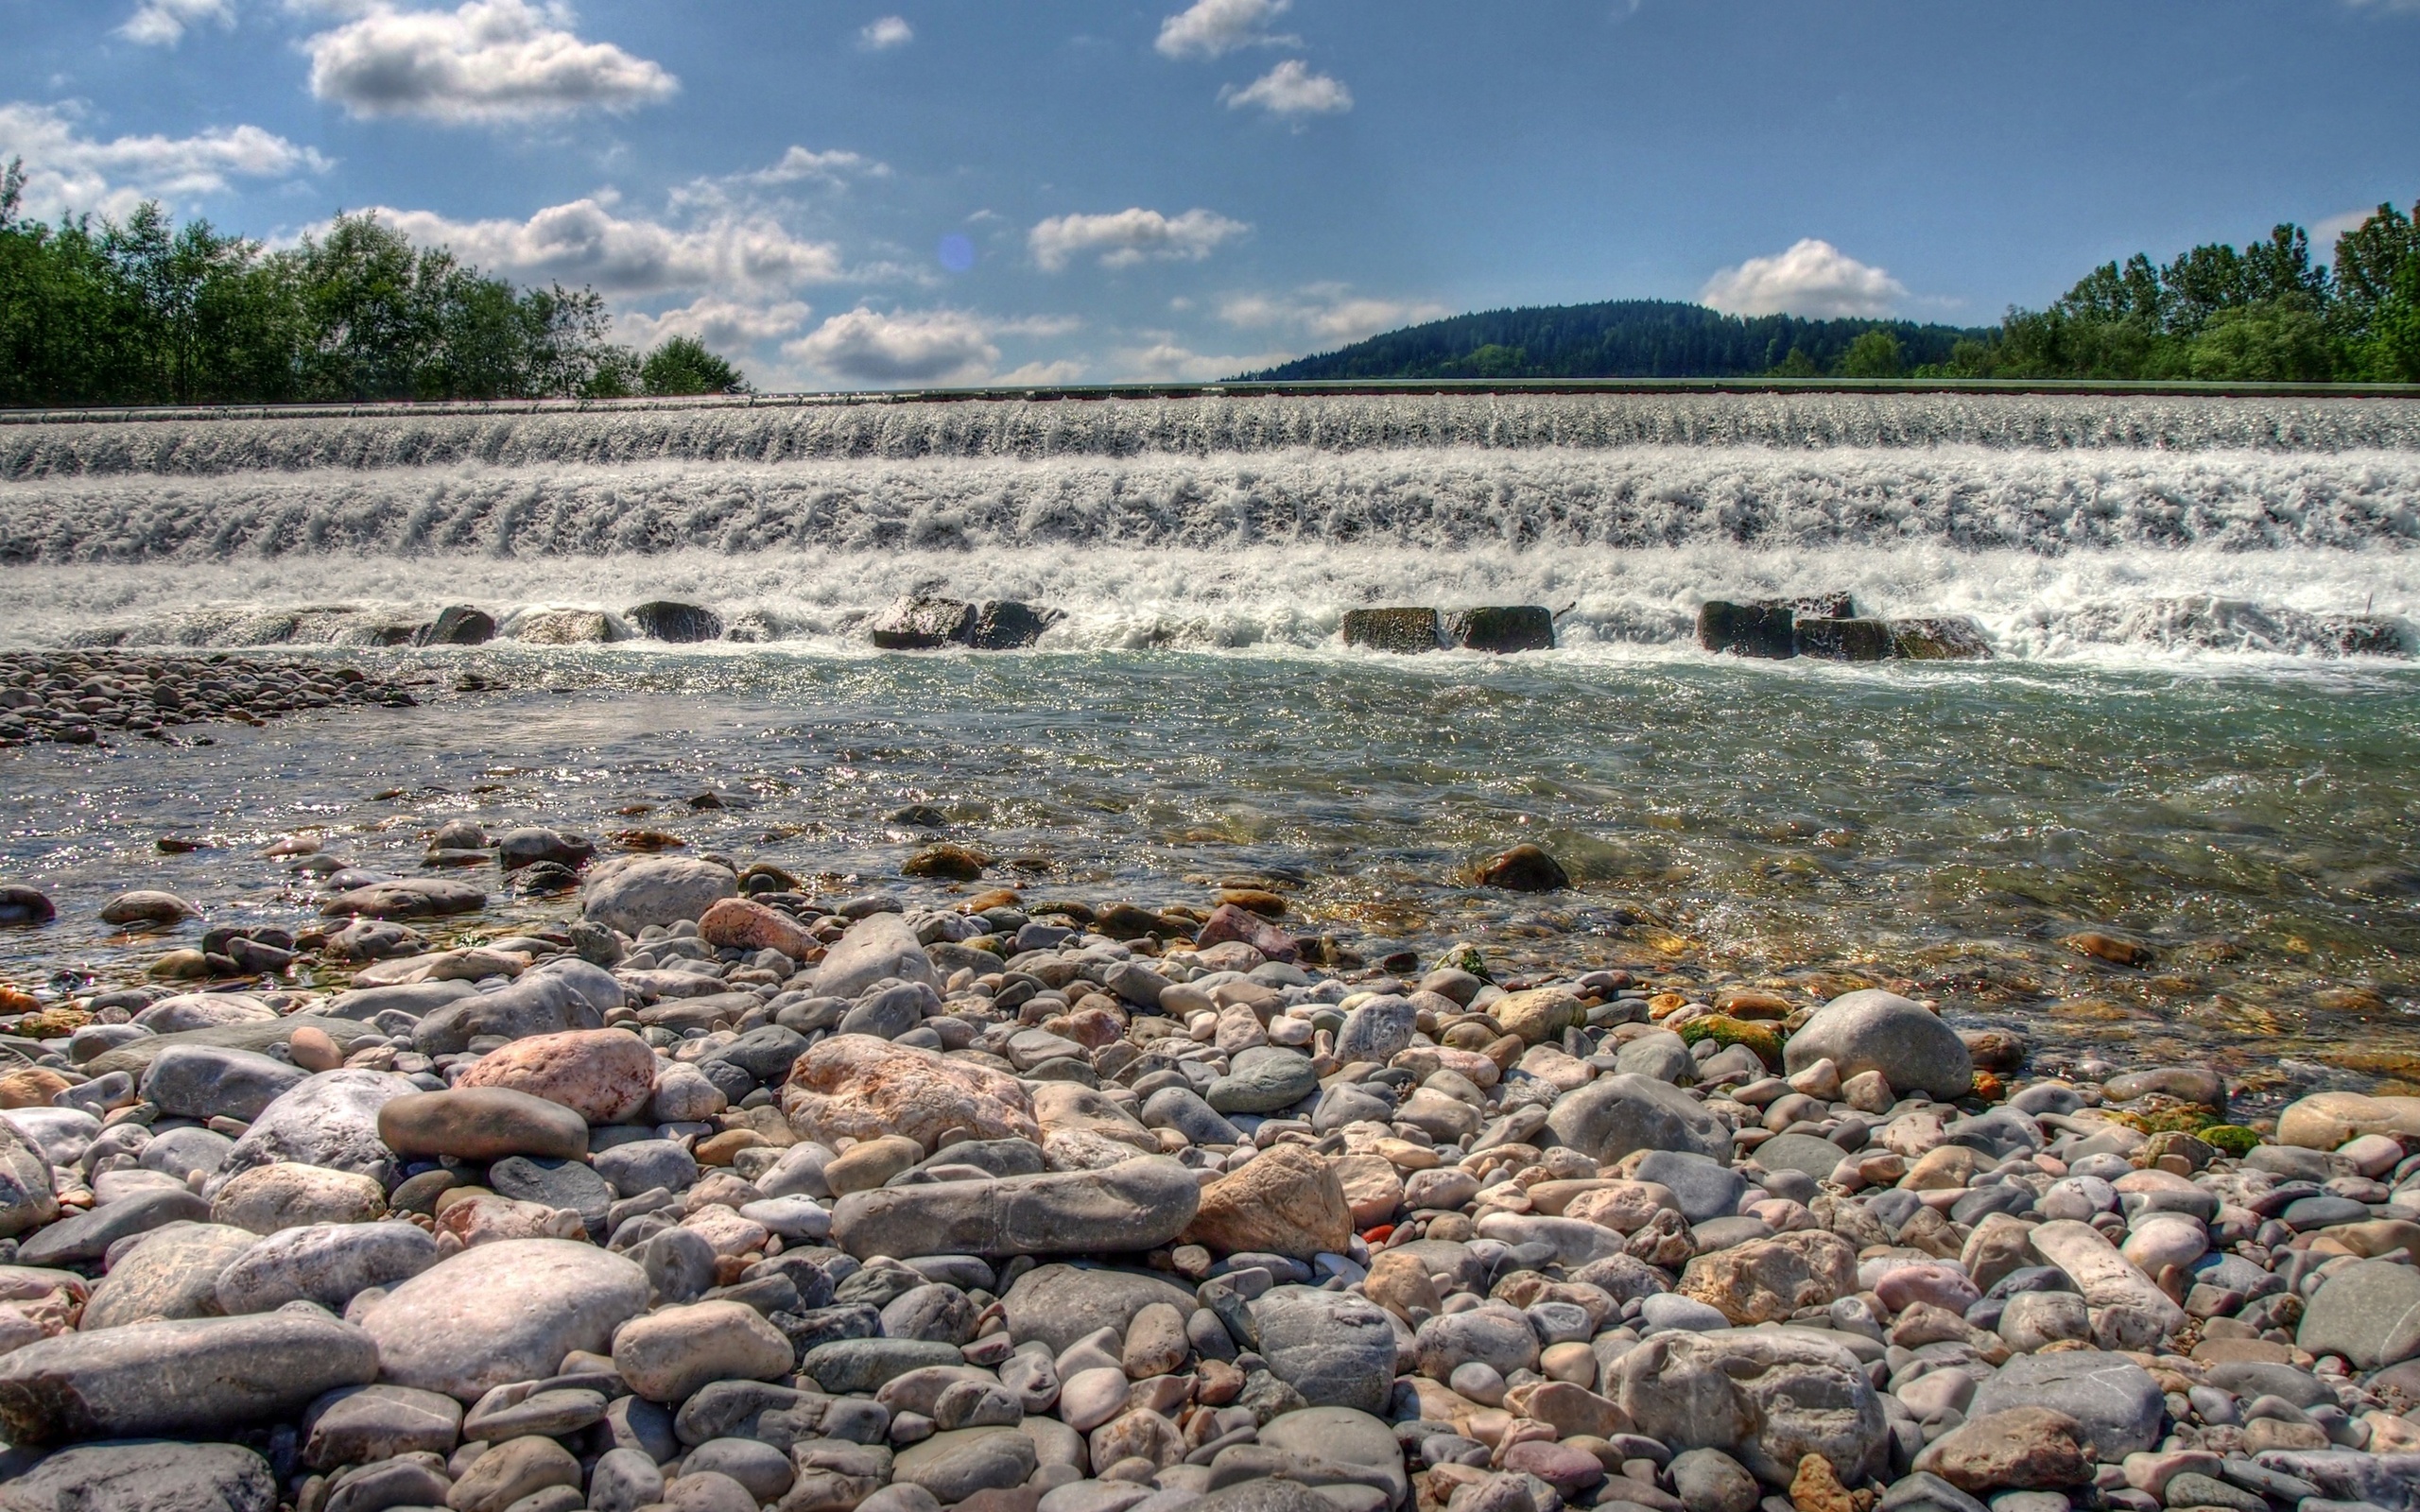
0, 390, 2414, 656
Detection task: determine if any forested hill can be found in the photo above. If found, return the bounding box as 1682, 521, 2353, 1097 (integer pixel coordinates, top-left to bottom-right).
1244, 300, 1990, 381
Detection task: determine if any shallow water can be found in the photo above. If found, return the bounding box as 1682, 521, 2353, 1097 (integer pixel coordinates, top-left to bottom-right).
3, 644, 2416, 1108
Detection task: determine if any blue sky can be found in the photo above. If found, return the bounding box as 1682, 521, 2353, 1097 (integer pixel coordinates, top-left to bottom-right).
6, 0, 2417, 388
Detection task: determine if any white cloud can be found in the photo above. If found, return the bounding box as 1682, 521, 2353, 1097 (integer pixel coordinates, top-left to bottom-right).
1699, 238, 1907, 318
1029, 206, 1249, 271
1112, 340, 1291, 381
1221, 59, 1351, 116
1218, 285, 1449, 343
119, 0, 234, 45
748, 146, 890, 186
1155, 0, 1294, 59
302, 0, 677, 123
358, 196, 842, 294
858, 15, 913, 49
786, 307, 1000, 385
615, 295, 813, 352
0, 100, 329, 219
997, 359, 1090, 386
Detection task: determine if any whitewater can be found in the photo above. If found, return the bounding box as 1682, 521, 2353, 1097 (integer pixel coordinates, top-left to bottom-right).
1, 389, 2415, 659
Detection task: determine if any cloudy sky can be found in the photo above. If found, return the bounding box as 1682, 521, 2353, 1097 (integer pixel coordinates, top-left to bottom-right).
7, 0, 2417, 389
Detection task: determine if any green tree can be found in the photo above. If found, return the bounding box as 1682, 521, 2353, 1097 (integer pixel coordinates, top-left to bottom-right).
2187, 300, 2332, 381
1836, 329, 1904, 378
1768, 346, 1821, 378
639, 335, 748, 394
2360, 253, 2420, 382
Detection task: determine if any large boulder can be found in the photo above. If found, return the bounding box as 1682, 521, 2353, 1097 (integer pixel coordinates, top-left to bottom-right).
1544, 1074, 1731, 1163
1613, 1328, 1887, 1485
828, 1156, 1200, 1260
139, 1046, 307, 1124
215, 1221, 441, 1315
79, 1223, 261, 1330
0, 1309, 379, 1445
358, 1239, 649, 1402
1965, 1350, 2164, 1460
2299, 1260, 2420, 1369
581, 856, 737, 936
0, 1441, 275, 1512
782, 1035, 1037, 1151
205, 1070, 421, 1197
998, 1264, 1201, 1356
813, 912, 939, 999
1249, 1288, 1399, 1414
1680, 1231, 1860, 1325
1782, 990, 1972, 1101
376, 1087, 590, 1162
410, 966, 613, 1057
454, 1027, 659, 1124
1182, 1145, 1353, 1261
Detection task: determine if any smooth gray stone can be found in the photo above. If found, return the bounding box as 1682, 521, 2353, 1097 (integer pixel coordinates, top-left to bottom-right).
815, 912, 939, 999
136, 1125, 234, 1183
892, 1426, 1038, 1503
80, 1222, 259, 1329
1635, 1150, 1749, 1224
321, 980, 476, 1022
582, 856, 738, 936
683, 1437, 798, 1503
1614, 1327, 1887, 1485
19, 1185, 209, 1267
1139, 1087, 1244, 1146
357, 1238, 650, 1402
1754, 1133, 1853, 1184
1545, 1074, 1731, 1163
999, 1263, 1201, 1356
1205, 1047, 1320, 1114
205, 1069, 421, 1196
0, 1440, 275, 1512
302, 1383, 465, 1468
1965, 1349, 2164, 1459
1615, 1031, 1695, 1084
0, 1309, 380, 1445
138, 1045, 307, 1124
0, 1117, 57, 1238
2300, 1260, 2420, 1369
78, 1015, 382, 1077
829, 1156, 1200, 1261
1782, 989, 1973, 1101
593, 1139, 700, 1198
798, 1338, 964, 1395
1333, 997, 1418, 1063
215, 1220, 441, 1314
1249, 1287, 1398, 1414
410, 971, 601, 1057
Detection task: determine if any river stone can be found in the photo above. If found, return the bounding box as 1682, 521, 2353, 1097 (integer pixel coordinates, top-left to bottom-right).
490, 1156, 613, 1231
1182, 1144, 1353, 1260
78, 1016, 378, 1078
455, 1027, 660, 1124
207, 1069, 421, 1195
1205, 1046, 1321, 1114
357, 1238, 651, 1400
214, 1220, 440, 1314
999, 1264, 1201, 1356
783, 1034, 1039, 1150
0, 1308, 379, 1445
1965, 1349, 2164, 1459
131, 993, 278, 1033
1335, 997, 1419, 1062
377, 1086, 589, 1161
831, 1156, 1200, 1260
799, 1337, 968, 1395
894, 1427, 1040, 1503
0, 1116, 57, 1237
79, 1222, 260, 1329
582, 856, 738, 935
1249, 1287, 1399, 1413
2298, 1259, 2420, 1368
2026, 1220, 2185, 1335
138, 1045, 307, 1124
320, 878, 486, 920
1141, 1086, 1245, 1146
1256, 1406, 1409, 1504
1755, 1132, 1853, 1183
209, 1162, 386, 1234
1545, 1073, 1730, 1163
18, 1186, 209, 1267
816, 912, 941, 998
1782, 990, 1973, 1101
1681, 1231, 1860, 1325
2276, 1091, 2420, 1150
1613, 1327, 1887, 1485
302, 1383, 466, 1468
614, 1299, 798, 1402
410, 969, 609, 1057
593, 1138, 700, 1198
0, 1440, 275, 1512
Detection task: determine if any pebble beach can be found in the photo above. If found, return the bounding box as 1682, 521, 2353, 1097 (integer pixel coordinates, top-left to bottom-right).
4, 655, 2420, 1512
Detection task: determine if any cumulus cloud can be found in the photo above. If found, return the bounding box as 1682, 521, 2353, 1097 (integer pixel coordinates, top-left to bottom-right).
1112, 340, 1292, 381
1218, 284, 1449, 343
997, 358, 1091, 386
119, 0, 234, 45
358, 196, 842, 294
1029, 207, 1249, 271
786, 307, 1000, 385
0, 100, 329, 218
748, 146, 890, 186
1155, 0, 1294, 59
614, 295, 814, 352
303, 0, 677, 122
1699, 238, 1907, 318
1221, 59, 1351, 116
858, 15, 913, 49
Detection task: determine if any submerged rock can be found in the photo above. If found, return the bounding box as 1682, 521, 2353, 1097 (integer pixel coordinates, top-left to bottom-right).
1340, 607, 1441, 654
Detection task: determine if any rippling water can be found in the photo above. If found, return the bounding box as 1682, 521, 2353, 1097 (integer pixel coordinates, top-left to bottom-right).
3, 392, 2417, 1104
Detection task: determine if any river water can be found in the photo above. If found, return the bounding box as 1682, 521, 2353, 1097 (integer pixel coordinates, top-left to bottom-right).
2, 392, 2415, 1102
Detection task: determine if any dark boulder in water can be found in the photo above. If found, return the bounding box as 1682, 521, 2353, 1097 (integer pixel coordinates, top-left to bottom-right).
871, 596, 977, 649
967, 601, 1060, 650
1340, 608, 1442, 653
1696, 601, 1796, 659
1444, 606, 1555, 654
1477, 844, 1569, 892
1795, 618, 1894, 662
627, 601, 725, 644
1891, 616, 1993, 661
421, 607, 496, 646
2323, 614, 2411, 657
0, 885, 56, 926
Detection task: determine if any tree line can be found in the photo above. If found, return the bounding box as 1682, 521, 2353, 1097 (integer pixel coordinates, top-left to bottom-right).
1916, 200, 2420, 382
0, 158, 748, 408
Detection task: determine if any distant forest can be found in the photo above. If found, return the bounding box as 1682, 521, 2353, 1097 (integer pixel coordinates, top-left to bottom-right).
1252, 198, 2420, 385
0, 157, 748, 408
